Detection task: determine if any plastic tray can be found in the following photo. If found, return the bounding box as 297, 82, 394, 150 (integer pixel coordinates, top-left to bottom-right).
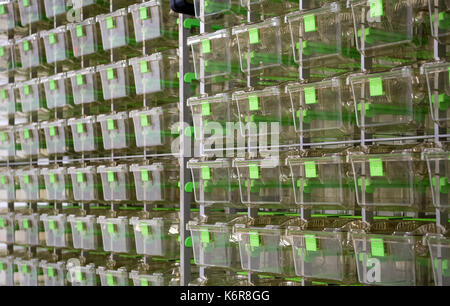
97, 60, 130, 100
40, 260, 67, 286
97, 164, 130, 201
40, 213, 72, 248
40, 26, 70, 64
68, 116, 100, 153
68, 166, 100, 202
0, 213, 15, 244
40, 119, 70, 155
41, 72, 72, 109
14, 213, 41, 246
40, 167, 73, 201
97, 216, 133, 253
68, 215, 102, 250
96, 112, 130, 150
67, 67, 100, 105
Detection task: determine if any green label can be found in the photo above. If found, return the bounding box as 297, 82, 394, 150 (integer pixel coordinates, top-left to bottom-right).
304, 234, 317, 251
304, 161, 317, 178
76, 25, 84, 37
369, 158, 384, 177
304, 87, 317, 104
249, 231, 260, 247
141, 224, 149, 236
304, 14, 317, 32
370, 238, 385, 257
0, 47, 4, 57
77, 122, 84, 133
202, 40, 211, 54
248, 95, 259, 111
249, 164, 259, 179
0, 175, 5, 184
106, 17, 115, 29
23, 175, 30, 184
139, 7, 148, 20
201, 229, 210, 243
49, 173, 56, 183
23, 0, 30, 7
77, 172, 84, 183
1, 131, 6, 142
369, 77, 384, 96
49, 79, 56, 91
49, 220, 56, 230
249, 28, 260, 44
23, 219, 30, 229
1, 89, 6, 99
22, 264, 28, 274
141, 278, 149, 286
23, 41, 30, 52
76, 271, 84, 281
0, 262, 3, 270
202, 103, 211, 116
106, 274, 115, 286
0, 5, 5, 15
140, 114, 149, 126
141, 169, 149, 182
48, 33, 56, 45
0, 218, 4, 228
201, 167, 211, 180
47, 267, 55, 277
24, 85, 30, 95
106, 68, 115, 80
107, 118, 115, 130
76, 221, 84, 232
76, 74, 84, 85
369, 0, 383, 18
24, 129, 30, 139
107, 171, 115, 182
140, 60, 149, 73
107, 223, 115, 234
49, 126, 56, 137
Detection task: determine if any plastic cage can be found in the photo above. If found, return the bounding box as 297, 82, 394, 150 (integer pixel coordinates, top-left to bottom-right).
68, 116, 100, 153
43, 0, 67, 18
423, 149, 450, 210
15, 167, 42, 201
68, 215, 102, 250
97, 164, 130, 201
40, 119, 70, 155
0, 168, 15, 201
40, 167, 73, 201
96, 112, 131, 150
41, 72, 72, 109
428, 0, 450, 45
40, 25, 70, 64
97, 267, 129, 286
17, 123, 42, 158
0, 128, 15, 160
97, 216, 134, 253
130, 271, 174, 286
0, 213, 15, 244
0, 39, 16, 72
426, 234, 450, 286
0, 256, 14, 286
17, 0, 44, 26
16, 78, 45, 114
0, 1, 17, 31
67, 18, 100, 58
14, 213, 41, 246
40, 260, 67, 286
15, 258, 41, 286
97, 60, 130, 100
96, 9, 130, 51
67, 67, 99, 105
69, 264, 98, 286
0, 83, 16, 116
40, 213, 72, 248
16, 34, 43, 69
68, 166, 100, 202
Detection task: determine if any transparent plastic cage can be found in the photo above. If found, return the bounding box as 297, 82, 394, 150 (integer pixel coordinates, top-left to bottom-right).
16, 123, 41, 158
40, 26, 70, 64
97, 60, 130, 100
0, 256, 14, 286
43, 0, 67, 18
14, 213, 41, 246
188, 29, 233, 80
129, 52, 179, 97
97, 267, 129, 286
69, 264, 98, 286
426, 234, 450, 286
0, 168, 15, 201
285, 2, 357, 69
286, 154, 355, 209
187, 158, 240, 205
130, 163, 179, 203
97, 164, 130, 201
348, 67, 425, 132
423, 149, 450, 210
18, 0, 43, 26
349, 152, 431, 211
15, 167, 42, 201
67, 18, 99, 58
0, 128, 15, 160
16, 78, 45, 114
232, 17, 282, 73
68, 116, 99, 153
0, 83, 16, 116
130, 213, 179, 257
96, 112, 130, 150
234, 157, 293, 206
41, 73, 72, 109
15, 258, 41, 286
234, 216, 296, 275
0, 213, 15, 244
422, 62, 450, 126
0, 40, 16, 72
68, 215, 102, 250
17, 34, 43, 69
40, 167, 73, 201
130, 271, 173, 286
193, 0, 232, 18
67, 67, 99, 105
40, 120, 70, 155
97, 216, 133, 253
40, 261, 67, 286
96, 9, 130, 51
40, 213, 72, 248
428, 0, 450, 45
68, 166, 100, 202
0, 1, 17, 31
286, 77, 354, 139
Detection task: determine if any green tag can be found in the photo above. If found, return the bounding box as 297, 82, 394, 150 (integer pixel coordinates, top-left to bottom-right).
249, 164, 259, 179
141, 278, 149, 286
23, 219, 30, 229
369, 0, 383, 18
48, 33, 56, 45
23, 0, 30, 7
49, 126, 56, 136
202, 103, 211, 116
106, 17, 114, 29
77, 123, 84, 133
76, 221, 84, 232
49, 79, 56, 91
141, 224, 149, 236
201, 167, 211, 180
249, 28, 260, 44
107, 171, 115, 182
201, 229, 210, 243
369, 158, 384, 177
248, 95, 259, 111
24, 85, 30, 95
22, 264, 28, 274
370, 238, 385, 257
1, 131, 6, 142
304, 161, 317, 178
77, 172, 84, 183
1, 89, 6, 99
140, 114, 149, 126
0, 262, 3, 270
0, 175, 5, 184
48, 267, 54, 277
249, 231, 260, 247
107, 118, 115, 130
369, 77, 384, 96
76, 25, 84, 37
107, 68, 115, 80
23, 41, 30, 52
0, 5, 5, 15
76, 74, 84, 86
139, 7, 148, 20
304, 234, 317, 251
0, 47, 4, 57
304, 14, 317, 32
49, 173, 56, 183
23, 175, 30, 184
49, 220, 55, 230
140, 61, 149, 73
76, 271, 84, 281
106, 274, 115, 286
107, 223, 115, 234
141, 169, 149, 182
304, 87, 317, 104
202, 40, 211, 54
24, 129, 30, 139
0, 218, 4, 227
